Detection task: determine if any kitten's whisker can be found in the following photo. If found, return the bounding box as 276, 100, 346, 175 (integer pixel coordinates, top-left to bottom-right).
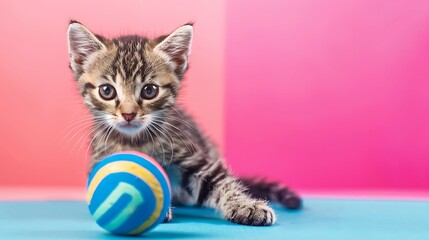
80, 124, 109, 158
147, 124, 166, 164
151, 114, 194, 130
74, 123, 105, 157
144, 126, 156, 157
63, 121, 100, 145
150, 115, 198, 153
78, 128, 101, 160
151, 121, 175, 166
170, 106, 185, 118
84, 126, 108, 161
151, 119, 197, 157
62, 121, 92, 140
97, 125, 110, 152
154, 115, 198, 131
61, 117, 105, 135
63, 116, 105, 131
149, 123, 167, 161
102, 124, 116, 153
170, 106, 198, 129
67, 123, 103, 161
62, 120, 105, 143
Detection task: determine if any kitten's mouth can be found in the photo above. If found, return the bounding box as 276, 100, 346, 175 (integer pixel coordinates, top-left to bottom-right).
115, 121, 144, 135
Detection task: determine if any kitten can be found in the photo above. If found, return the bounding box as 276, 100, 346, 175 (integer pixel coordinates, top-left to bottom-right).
67, 20, 301, 226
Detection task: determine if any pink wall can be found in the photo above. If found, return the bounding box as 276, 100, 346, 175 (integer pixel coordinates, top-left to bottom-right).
225, 0, 429, 191
0, 0, 225, 187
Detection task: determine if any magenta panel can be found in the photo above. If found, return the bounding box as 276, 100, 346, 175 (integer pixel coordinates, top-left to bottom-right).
225, 0, 429, 190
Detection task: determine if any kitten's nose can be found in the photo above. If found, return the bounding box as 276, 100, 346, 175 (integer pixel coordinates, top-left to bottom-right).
122, 113, 136, 122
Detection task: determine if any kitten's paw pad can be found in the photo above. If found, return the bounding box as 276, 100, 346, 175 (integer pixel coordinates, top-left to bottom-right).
163, 207, 173, 223
227, 201, 276, 226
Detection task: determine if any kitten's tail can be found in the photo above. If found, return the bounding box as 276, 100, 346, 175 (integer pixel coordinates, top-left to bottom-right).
239, 177, 303, 210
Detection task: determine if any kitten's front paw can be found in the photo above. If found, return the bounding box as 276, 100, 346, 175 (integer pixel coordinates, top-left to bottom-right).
163, 207, 173, 223
226, 200, 276, 226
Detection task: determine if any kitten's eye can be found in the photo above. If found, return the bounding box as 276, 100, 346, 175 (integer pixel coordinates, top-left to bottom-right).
141, 84, 159, 100
99, 84, 117, 100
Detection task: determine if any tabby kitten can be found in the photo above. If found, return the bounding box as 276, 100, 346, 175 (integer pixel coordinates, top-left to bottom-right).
67, 21, 301, 226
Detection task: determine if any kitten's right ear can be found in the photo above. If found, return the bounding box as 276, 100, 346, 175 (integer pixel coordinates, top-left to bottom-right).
67, 20, 106, 78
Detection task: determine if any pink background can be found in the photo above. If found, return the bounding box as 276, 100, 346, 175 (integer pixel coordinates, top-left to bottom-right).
226, 0, 429, 191
0, 0, 428, 193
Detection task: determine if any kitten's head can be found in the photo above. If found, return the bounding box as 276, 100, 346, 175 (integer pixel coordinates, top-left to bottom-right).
67, 20, 192, 137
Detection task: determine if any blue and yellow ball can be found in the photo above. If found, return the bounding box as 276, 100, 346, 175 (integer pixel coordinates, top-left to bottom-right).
86, 151, 171, 235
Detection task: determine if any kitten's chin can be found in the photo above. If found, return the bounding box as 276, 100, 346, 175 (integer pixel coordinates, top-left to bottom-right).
115, 121, 144, 136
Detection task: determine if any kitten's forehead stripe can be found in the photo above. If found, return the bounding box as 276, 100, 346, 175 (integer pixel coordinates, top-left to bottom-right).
112, 35, 148, 83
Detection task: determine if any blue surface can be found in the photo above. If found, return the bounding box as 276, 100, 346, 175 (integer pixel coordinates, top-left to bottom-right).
0, 198, 428, 239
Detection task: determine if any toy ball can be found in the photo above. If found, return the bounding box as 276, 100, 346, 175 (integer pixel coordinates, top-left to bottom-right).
86, 151, 171, 235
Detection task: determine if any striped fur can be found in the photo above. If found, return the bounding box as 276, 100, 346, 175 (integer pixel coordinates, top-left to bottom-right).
67, 20, 301, 226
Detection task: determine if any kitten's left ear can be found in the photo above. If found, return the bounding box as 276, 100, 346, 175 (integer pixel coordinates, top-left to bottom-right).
67, 20, 107, 78
154, 24, 193, 78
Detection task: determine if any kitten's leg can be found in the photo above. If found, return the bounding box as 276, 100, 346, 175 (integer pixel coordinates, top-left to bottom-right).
203, 175, 276, 226
178, 160, 276, 226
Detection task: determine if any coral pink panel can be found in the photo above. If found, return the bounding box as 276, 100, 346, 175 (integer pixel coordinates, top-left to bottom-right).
225, 0, 429, 190
0, 0, 225, 187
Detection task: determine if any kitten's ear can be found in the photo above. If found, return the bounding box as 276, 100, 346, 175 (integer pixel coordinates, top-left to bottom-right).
154, 24, 193, 78
67, 20, 106, 78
